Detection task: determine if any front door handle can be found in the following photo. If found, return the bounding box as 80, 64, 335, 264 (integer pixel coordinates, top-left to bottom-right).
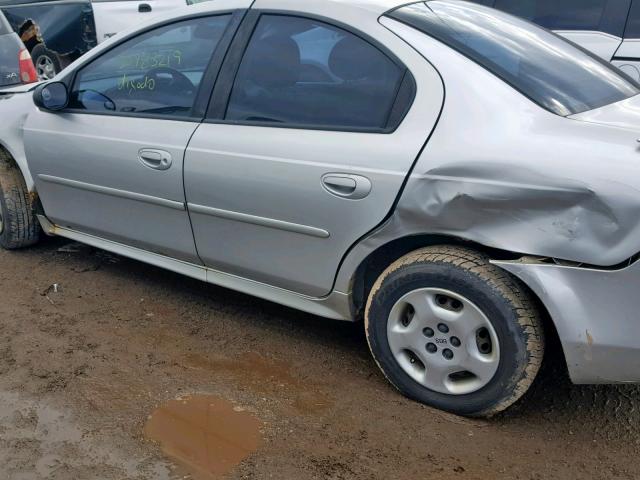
139, 149, 172, 171
322, 173, 372, 200
138, 3, 152, 12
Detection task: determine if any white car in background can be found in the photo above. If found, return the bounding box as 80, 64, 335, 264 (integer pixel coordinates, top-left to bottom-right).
0, 0, 188, 81
92, 0, 188, 43
473, 0, 640, 80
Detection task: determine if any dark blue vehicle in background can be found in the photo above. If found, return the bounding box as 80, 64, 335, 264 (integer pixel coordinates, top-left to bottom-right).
0, 0, 97, 80
0, 10, 36, 86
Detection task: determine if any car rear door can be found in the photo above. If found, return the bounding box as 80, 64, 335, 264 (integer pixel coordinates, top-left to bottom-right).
24, 9, 245, 263
183, 9, 444, 297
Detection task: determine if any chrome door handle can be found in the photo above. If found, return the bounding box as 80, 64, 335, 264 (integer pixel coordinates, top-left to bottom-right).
139, 149, 172, 171
322, 173, 372, 200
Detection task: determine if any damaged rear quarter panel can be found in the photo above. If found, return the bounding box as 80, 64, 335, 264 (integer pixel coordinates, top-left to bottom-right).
339, 19, 640, 287
398, 140, 640, 267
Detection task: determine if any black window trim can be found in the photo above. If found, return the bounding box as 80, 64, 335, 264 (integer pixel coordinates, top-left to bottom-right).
203, 9, 417, 135
58, 8, 247, 122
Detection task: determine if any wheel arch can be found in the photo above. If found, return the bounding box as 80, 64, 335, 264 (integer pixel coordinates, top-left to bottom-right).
0, 90, 38, 193
348, 234, 518, 319
347, 233, 567, 375
0, 141, 35, 192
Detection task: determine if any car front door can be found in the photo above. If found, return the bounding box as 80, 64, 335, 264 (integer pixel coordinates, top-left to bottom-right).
24, 10, 242, 262
183, 11, 444, 297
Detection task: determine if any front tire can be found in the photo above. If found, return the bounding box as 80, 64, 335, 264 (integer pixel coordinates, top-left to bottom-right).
365, 245, 543, 417
0, 151, 40, 249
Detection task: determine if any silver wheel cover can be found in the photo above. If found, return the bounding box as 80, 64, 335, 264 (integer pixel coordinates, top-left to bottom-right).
387, 288, 500, 395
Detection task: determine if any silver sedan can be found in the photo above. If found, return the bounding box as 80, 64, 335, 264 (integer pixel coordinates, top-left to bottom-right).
1, 0, 639, 417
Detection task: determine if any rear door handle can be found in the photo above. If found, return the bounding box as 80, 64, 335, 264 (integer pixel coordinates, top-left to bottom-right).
138, 3, 152, 12
322, 173, 372, 200
139, 149, 172, 170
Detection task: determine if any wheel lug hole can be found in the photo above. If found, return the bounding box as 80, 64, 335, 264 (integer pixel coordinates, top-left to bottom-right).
426, 343, 437, 354
401, 304, 415, 327
450, 336, 461, 348
437, 323, 449, 334
442, 348, 454, 360
423, 327, 434, 338
475, 328, 493, 355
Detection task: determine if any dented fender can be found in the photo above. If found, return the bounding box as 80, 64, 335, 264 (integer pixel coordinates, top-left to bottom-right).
0, 88, 40, 191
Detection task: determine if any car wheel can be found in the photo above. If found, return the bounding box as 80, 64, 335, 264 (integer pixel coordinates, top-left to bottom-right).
31, 44, 61, 81
0, 151, 40, 249
365, 245, 544, 417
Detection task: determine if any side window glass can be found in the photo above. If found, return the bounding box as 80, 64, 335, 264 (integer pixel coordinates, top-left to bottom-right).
494, 0, 630, 37
625, 2, 640, 38
68, 15, 230, 116
225, 15, 406, 130
0, 13, 10, 35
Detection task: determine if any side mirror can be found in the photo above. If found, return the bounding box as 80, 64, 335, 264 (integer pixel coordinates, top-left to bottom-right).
33, 82, 69, 111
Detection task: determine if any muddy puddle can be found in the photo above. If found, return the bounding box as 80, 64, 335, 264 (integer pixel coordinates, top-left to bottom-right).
144, 395, 262, 480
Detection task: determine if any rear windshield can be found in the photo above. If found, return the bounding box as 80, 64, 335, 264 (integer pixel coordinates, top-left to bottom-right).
0, 13, 11, 35
388, 1, 640, 116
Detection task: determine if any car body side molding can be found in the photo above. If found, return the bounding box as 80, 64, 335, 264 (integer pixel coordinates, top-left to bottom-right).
38, 174, 185, 211
188, 203, 330, 239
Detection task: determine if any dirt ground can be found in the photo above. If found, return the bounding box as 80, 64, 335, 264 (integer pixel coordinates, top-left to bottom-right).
0, 236, 639, 480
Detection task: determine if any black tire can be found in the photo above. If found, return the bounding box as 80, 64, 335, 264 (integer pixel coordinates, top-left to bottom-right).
0, 150, 40, 249
365, 245, 544, 417
30, 44, 61, 80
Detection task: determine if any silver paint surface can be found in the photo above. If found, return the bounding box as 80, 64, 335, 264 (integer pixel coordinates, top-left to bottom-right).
184, 0, 444, 297
334, 17, 640, 383
0, 0, 640, 385
495, 259, 640, 384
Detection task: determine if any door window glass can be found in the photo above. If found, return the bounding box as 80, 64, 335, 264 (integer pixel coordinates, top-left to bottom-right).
68, 15, 230, 116
225, 15, 406, 130
494, 0, 630, 36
